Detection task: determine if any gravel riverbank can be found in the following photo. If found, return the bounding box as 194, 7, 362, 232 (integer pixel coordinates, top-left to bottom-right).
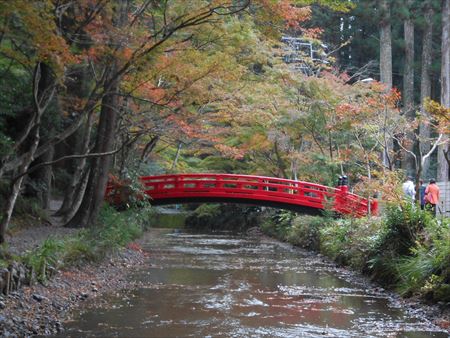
0, 243, 148, 337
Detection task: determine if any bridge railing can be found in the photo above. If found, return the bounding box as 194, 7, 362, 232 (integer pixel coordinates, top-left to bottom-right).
141, 174, 335, 211
106, 173, 378, 216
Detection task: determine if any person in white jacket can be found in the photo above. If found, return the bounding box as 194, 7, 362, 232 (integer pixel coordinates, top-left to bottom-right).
402, 176, 415, 201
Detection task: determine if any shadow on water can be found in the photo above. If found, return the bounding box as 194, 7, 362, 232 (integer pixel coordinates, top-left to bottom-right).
53, 229, 449, 338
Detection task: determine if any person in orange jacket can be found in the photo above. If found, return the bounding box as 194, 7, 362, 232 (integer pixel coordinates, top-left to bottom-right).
424, 179, 440, 214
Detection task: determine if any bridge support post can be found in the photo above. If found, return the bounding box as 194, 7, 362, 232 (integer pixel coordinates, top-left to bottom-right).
334, 183, 346, 215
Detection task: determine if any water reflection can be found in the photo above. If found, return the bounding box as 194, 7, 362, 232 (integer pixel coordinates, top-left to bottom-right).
58, 230, 448, 338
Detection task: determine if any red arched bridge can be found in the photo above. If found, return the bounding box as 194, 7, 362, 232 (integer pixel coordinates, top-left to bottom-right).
106, 173, 378, 217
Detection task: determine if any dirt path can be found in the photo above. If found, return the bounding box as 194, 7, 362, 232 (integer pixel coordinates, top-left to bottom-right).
5, 200, 78, 255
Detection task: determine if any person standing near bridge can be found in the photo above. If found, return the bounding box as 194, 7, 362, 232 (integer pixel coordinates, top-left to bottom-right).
425, 179, 440, 214
418, 179, 427, 210
402, 176, 415, 202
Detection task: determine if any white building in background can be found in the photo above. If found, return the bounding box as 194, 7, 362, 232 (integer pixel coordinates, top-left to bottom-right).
437, 181, 450, 217
280, 36, 329, 76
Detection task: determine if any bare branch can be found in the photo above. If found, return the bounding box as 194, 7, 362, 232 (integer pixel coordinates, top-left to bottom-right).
14, 135, 139, 182
393, 134, 417, 159
423, 133, 445, 162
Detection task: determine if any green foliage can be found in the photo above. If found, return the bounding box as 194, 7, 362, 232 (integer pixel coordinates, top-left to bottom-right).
318, 217, 386, 270
0, 242, 13, 268
23, 238, 64, 282
260, 210, 296, 239
367, 205, 434, 286
193, 204, 221, 219
92, 205, 144, 251
62, 238, 97, 266
11, 196, 49, 226
96, 208, 143, 255
365, 205, 450, 300
296, 0, 355, 12
393, 218, 450, 299
319, 219, 351, 263
21, 204, 147, 281
394, 250, 436, 296
0, 56, 33, 158
374, 203, 434, 258
286, 215, 324, 250
0, 259, 7, 269
260, 212, 327, 251
260, 216, 278, 237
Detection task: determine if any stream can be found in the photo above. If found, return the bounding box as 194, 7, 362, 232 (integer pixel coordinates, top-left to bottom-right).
56, 229, 449, 337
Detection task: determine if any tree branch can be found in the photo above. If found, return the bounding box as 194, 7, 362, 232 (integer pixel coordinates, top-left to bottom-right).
13, 136, 139, 183
424, 134, 444, 161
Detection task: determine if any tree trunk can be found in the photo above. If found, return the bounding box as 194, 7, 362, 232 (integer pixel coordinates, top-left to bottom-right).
379, 0, 392, 89
55, 62, 93, 217
0, 63, 55, 243
171, 142, 182, 172
55, 111, 94, 218
419, 1, 434, 177
62, 167, 90, 223
273, 141, 288, 179
137, 135, 159, 172
65, 0, 129, 228
378, 0, 393, 168
36, 145, 54, 210
437, 0, 450, 182
402, 2, 415, 174
0, 175, 27, 244
415, 162, 422, 202
65, 66, 121, 228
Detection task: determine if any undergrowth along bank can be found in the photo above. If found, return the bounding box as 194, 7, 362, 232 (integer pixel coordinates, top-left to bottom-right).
0, 204, 154, 284
260, 204, 450, 303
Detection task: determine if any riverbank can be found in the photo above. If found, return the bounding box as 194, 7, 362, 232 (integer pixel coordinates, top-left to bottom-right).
0, 243, 148, 336
0, 203, 155, 337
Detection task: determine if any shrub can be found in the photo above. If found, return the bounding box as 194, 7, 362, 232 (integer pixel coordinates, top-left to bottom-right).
272, 210, 295, 239
260, 217, 278, 237
394, 248, 436, 296
394, 218, 450, 299
186, 204, 261, 232
21, 204, 147, 280
320, 219, 351, 264
368, 203, 437, 286
23, 238, 64, 282
378, 203, 433, 256
193, 204, 221, 218
94, 205, 144, 251
62, 235, 97, 266
345, 217, 384, 271
12, 196, 49, 224
286, 215, 323, 250
318, 217, 384, 271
